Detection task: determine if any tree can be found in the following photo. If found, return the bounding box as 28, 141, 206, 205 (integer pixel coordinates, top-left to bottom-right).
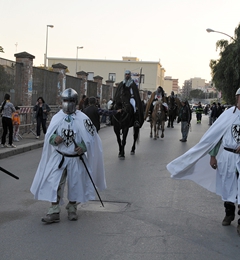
209, 23, 240, 105
190, 89, 205, 99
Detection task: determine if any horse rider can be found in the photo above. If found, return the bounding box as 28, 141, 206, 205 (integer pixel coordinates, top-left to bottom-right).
145, 86, 168, 122
167, 91, 178, 128
115, 70, 144, 128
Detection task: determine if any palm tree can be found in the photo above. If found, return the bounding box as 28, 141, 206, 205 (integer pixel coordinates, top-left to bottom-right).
210, 23, 240, 104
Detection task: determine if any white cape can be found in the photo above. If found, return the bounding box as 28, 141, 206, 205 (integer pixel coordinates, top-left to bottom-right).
167, 107, 240, 193
30, 110, 106, 203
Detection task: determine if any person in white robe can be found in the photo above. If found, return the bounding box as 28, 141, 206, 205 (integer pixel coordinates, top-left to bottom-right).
30, 88, 106, 223
167, 88, 240, 235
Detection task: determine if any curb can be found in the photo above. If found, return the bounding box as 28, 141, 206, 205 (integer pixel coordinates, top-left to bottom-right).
0, 141, 44, 159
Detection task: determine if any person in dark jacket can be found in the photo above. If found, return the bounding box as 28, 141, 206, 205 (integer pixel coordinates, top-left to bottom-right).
83, 97, 121, 132
177, 99, 192, 142
33, 97, 51, 139
196, 102, 203, 124
210, 102, 218, 124
216, 102, 224, 118
0, 93, 16, 148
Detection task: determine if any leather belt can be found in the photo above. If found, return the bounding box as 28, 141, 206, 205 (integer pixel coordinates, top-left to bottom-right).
224, 147, 237, 153
56, 150, 79, 168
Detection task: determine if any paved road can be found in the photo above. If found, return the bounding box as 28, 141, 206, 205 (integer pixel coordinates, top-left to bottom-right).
1, 115, 240, 260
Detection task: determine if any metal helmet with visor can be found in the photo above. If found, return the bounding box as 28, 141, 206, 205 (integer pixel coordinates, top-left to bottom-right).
61, 88, 78, 114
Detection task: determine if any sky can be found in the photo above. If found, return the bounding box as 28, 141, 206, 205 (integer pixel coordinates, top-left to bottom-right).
1, 0, 240, 87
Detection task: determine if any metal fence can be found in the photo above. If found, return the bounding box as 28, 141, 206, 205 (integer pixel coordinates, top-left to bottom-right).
0, 105, 60, 138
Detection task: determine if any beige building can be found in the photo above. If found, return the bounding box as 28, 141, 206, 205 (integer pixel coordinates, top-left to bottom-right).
48, 56, 166, 93
164, 76, 179, 96
191, 77, 206, 90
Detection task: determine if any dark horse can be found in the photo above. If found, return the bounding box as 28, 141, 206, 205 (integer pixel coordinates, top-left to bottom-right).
112, 86, 142, 160
167, 94, 181, 128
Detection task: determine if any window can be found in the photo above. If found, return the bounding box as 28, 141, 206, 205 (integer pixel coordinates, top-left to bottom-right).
109, 73, 116, 81
87, 72, 94, 81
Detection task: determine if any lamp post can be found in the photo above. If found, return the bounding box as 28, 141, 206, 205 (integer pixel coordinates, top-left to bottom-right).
76, 46, 83, 74
44, 25, 54, 69
206, 28, 235, 41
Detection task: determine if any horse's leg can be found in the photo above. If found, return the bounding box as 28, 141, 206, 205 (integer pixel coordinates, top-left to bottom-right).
119, 127, 129, 159
131, 127, 139, 154
150, 121, 153, 138
114, 126, 122, 157
154, 121, 157, 140
167, 115, 171, 128
161, 121, 165, 138
156, 120, 160, 138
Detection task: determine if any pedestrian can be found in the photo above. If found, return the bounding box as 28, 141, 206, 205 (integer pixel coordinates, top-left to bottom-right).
33, 97, 51, 139
167, 88, 240, 235
83, 96, 121, 132
12, 106, 21, 142
100, 99, 107, 124
196, 102, 203, 124
30, 88, 106, 223
210, 102, 218, 124
216, 102, 224, 118
78, 94, 87, 111
115, 70, 144, 128
0, 93, 16, 148
177, 99, 192, 142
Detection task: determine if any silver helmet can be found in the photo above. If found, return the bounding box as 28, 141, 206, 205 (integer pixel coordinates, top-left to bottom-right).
61, 88, 78, 114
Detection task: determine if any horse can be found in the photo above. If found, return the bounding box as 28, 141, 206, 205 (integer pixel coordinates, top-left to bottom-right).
150, 100, 165, 140
167, 95, 181, 128
112, 86, 141, 160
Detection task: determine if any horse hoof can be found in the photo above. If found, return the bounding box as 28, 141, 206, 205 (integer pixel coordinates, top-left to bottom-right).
161, 135, 164, 138
130, 151, 135, 155
119, 156, 125, 160
154, 137, 157, 140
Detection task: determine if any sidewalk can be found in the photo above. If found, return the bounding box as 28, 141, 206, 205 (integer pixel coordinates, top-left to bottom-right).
0, 123, 109, 160
0, 133, 44, 159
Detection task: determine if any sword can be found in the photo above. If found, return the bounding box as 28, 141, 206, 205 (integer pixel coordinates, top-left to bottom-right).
0, 166, 19, 180
72, 138, 104, 207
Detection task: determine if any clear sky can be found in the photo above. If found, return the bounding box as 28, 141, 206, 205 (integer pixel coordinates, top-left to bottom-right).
1, 0, 240, 87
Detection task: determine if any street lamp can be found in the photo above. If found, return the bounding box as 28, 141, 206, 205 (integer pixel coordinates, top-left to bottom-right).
76, 46, 83, 74
206, 28, 235, 41
44, 25, 54, 69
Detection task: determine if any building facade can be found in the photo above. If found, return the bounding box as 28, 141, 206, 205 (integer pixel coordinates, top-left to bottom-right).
164, 76, 179, 96
48, 56, 165, 93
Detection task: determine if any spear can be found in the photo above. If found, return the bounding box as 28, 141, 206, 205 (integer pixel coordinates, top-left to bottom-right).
0, 166, 19, 179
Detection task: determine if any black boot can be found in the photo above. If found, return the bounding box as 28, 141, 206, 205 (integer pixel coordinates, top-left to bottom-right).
222, 201, 235, 226
134, 112, 140, 127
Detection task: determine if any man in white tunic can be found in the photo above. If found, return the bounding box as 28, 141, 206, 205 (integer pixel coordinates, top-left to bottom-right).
167, 88, 240, 235
30, 88, 106, 223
